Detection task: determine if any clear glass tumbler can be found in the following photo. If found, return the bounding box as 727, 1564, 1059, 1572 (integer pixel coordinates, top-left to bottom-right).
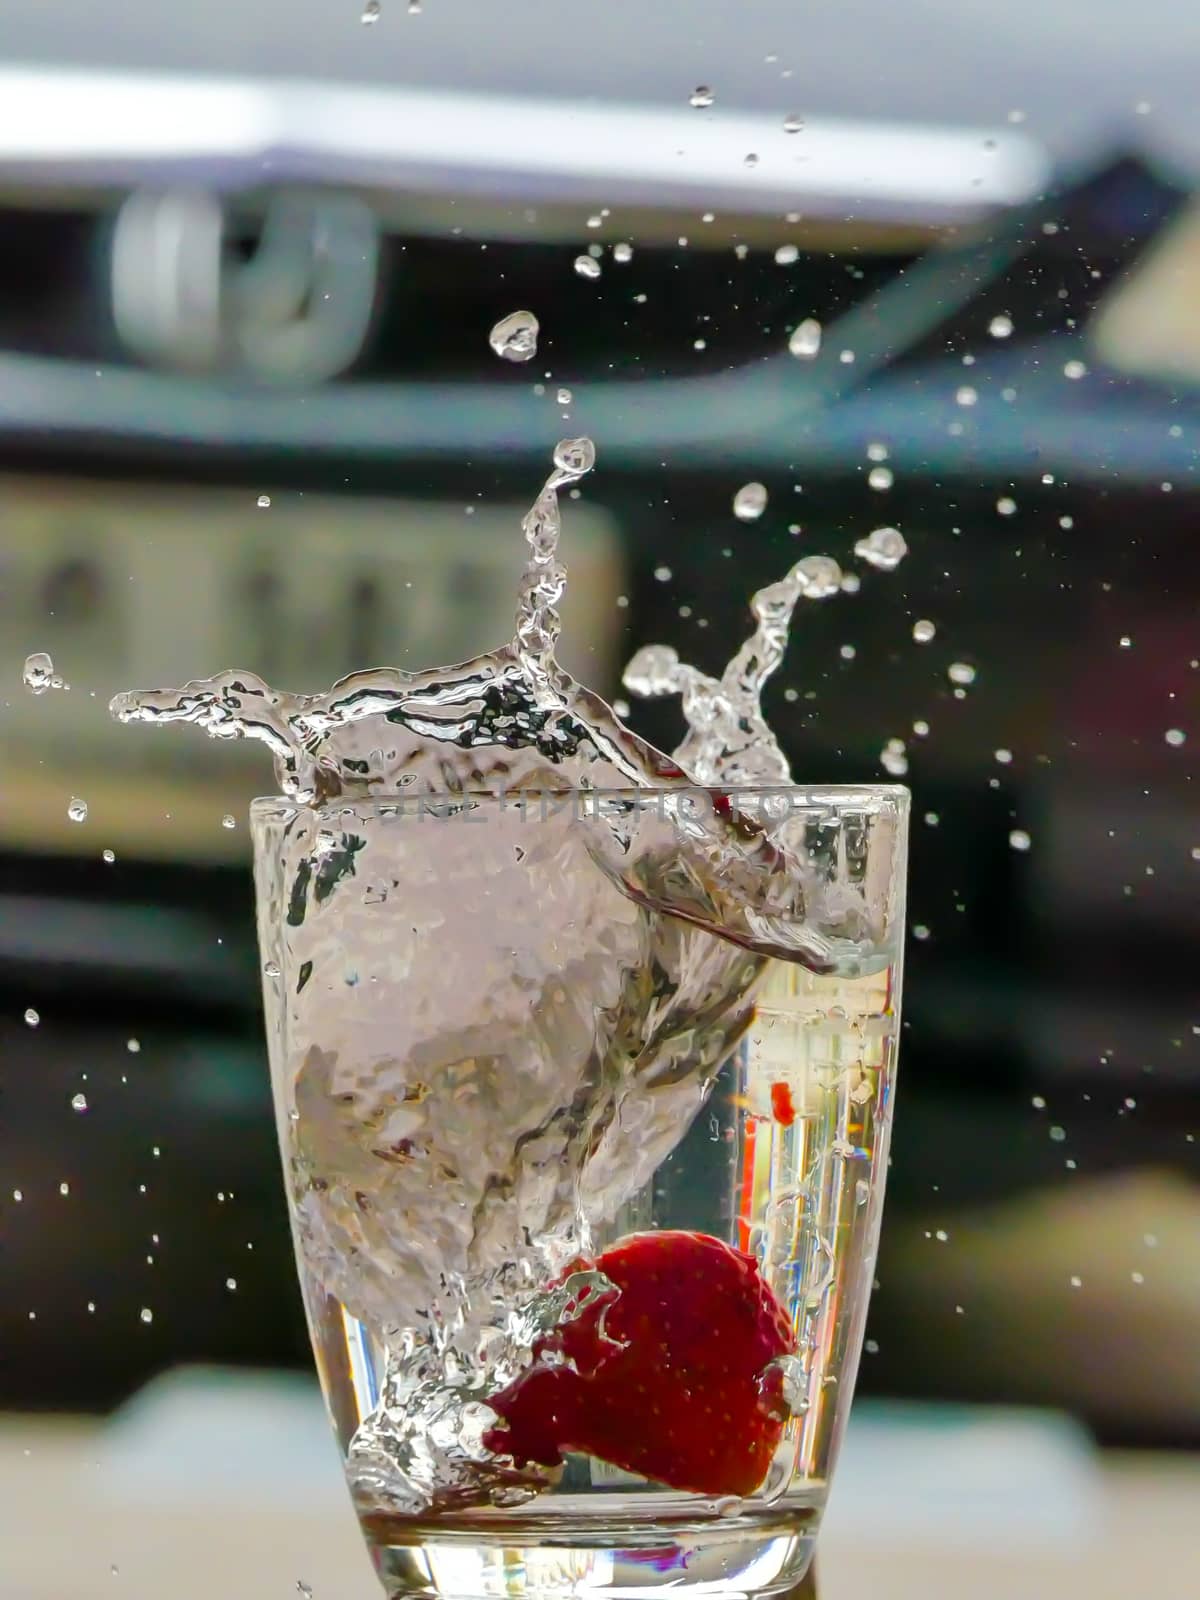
250, 785, 908, 1600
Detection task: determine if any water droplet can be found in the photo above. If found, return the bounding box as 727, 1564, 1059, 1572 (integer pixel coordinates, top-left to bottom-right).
854, 526, 908, 571
263, 961, 281, 979
955, 385, 978, 407
880, 741, 908, 777
1009, 829, 1032, 852
787, 318, 822, 359
1063, 360, 1087, 381
733, 482, 769, 522
22, 651, 57, 694
256, 494, 271, 510
783, 113, 804, 133
553, 436, 595, 475
1131, 1271, 1145, 1285
1165, 728, 1186, 747
574, 255, 602, 280
555, 387, 573, 406
67, 797, 88, 823
994, 747, 1013, 764
226, 1276, 238, 1291
996, 496, 1017, 516
924, 811, 939, 826
912, 619, 936, 644
774, 243, 799, 266
653, 565, 673, 583
139, 1306, 154, 1324
489, 309, 539, 363
743, 152, 759, 168
689, 85, 714, 109
913, 924, 931, 941
989, 314, 1014, 339
361, 0, 380, 20
1031, 1094, 1046, 1109
947, 661, 976, 686
855, 1179, 870, 1206
102, 848, 116, 864
612, 242, 633, 264
867, 466, 894, 491
59, 1181, 70, 1196
24, 1008, 39, 1028
71, 1093, 88, 1113
1069, 1274, 1083, 1289
127, 1038, 141, 1054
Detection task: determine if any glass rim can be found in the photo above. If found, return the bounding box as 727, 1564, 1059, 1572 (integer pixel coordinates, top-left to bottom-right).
249, 784, 910, 813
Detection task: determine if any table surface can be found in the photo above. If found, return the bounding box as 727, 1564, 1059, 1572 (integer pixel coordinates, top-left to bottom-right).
2, 1385, 1197, 1600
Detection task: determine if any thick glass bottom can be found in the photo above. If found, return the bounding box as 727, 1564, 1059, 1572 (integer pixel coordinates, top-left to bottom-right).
363, 1489, 822, 1600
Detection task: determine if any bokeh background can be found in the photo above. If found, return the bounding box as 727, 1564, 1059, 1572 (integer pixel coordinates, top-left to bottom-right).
2, 2, 1198, 1596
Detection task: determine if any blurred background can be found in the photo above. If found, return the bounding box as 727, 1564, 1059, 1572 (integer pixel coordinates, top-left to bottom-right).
2, 1, 1198, 1596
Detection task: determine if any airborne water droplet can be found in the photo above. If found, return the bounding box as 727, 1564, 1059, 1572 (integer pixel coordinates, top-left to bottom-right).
221, 813, 236, 829
22, 651, 56, 694
989, 314, 1014, 339
1009, 829, 1032, 852
689, 85, 714, 109
955, 385, 978, 407
787, 318, 821, 359
912, 619, 936, 644
71, 1093, 88, 1113
67, 797, 88, 823
733, 482, 769, 522
257, 494, 271, 510
947, 661, 976, 686
139, 1306, 154, 1324
361, 0, 380, 21
612, 242, 633, 264
573, 256, 602, 280
102, 848, 116, 863
774, 244, 799, 266
783, 113, 804, 133
744, 153, 759, 168
1165, 728, 1186, 747
24, 1008, 39, 1028
556, 387, 573, 406
867, 466, 894, 491
489, 309, 539, 363
854, 527, 908, 571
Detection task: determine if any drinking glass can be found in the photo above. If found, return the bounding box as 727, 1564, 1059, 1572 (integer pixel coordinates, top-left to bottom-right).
250, 784, 908, 1600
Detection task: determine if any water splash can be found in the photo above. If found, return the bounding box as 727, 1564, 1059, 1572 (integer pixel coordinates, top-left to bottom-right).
623, 556, 844, 785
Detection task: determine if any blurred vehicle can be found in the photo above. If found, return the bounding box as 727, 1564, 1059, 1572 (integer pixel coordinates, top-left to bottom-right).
1, 12, 1197, 1444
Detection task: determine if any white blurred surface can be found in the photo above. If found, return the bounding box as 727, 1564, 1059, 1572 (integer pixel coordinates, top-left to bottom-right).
2, 1370, 1198, 1599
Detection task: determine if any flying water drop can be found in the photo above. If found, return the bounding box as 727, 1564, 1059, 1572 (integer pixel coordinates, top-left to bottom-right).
689, 86, 714, 109
783, 113, 804, 133
788, 319, 821, 359
67, 797, 88, 823
853, 527, 908, 572
733, 482, 769, 522
912, 619, 936, 644
574, 256, 601, 280
23, 651, 58, 694
489, 310, 539, 363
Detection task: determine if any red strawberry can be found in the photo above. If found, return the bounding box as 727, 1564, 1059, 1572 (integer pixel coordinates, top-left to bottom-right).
484, 1230, 796, 1498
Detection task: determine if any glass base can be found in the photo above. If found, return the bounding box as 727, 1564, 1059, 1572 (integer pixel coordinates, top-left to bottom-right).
364, 1493, 821, 1600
